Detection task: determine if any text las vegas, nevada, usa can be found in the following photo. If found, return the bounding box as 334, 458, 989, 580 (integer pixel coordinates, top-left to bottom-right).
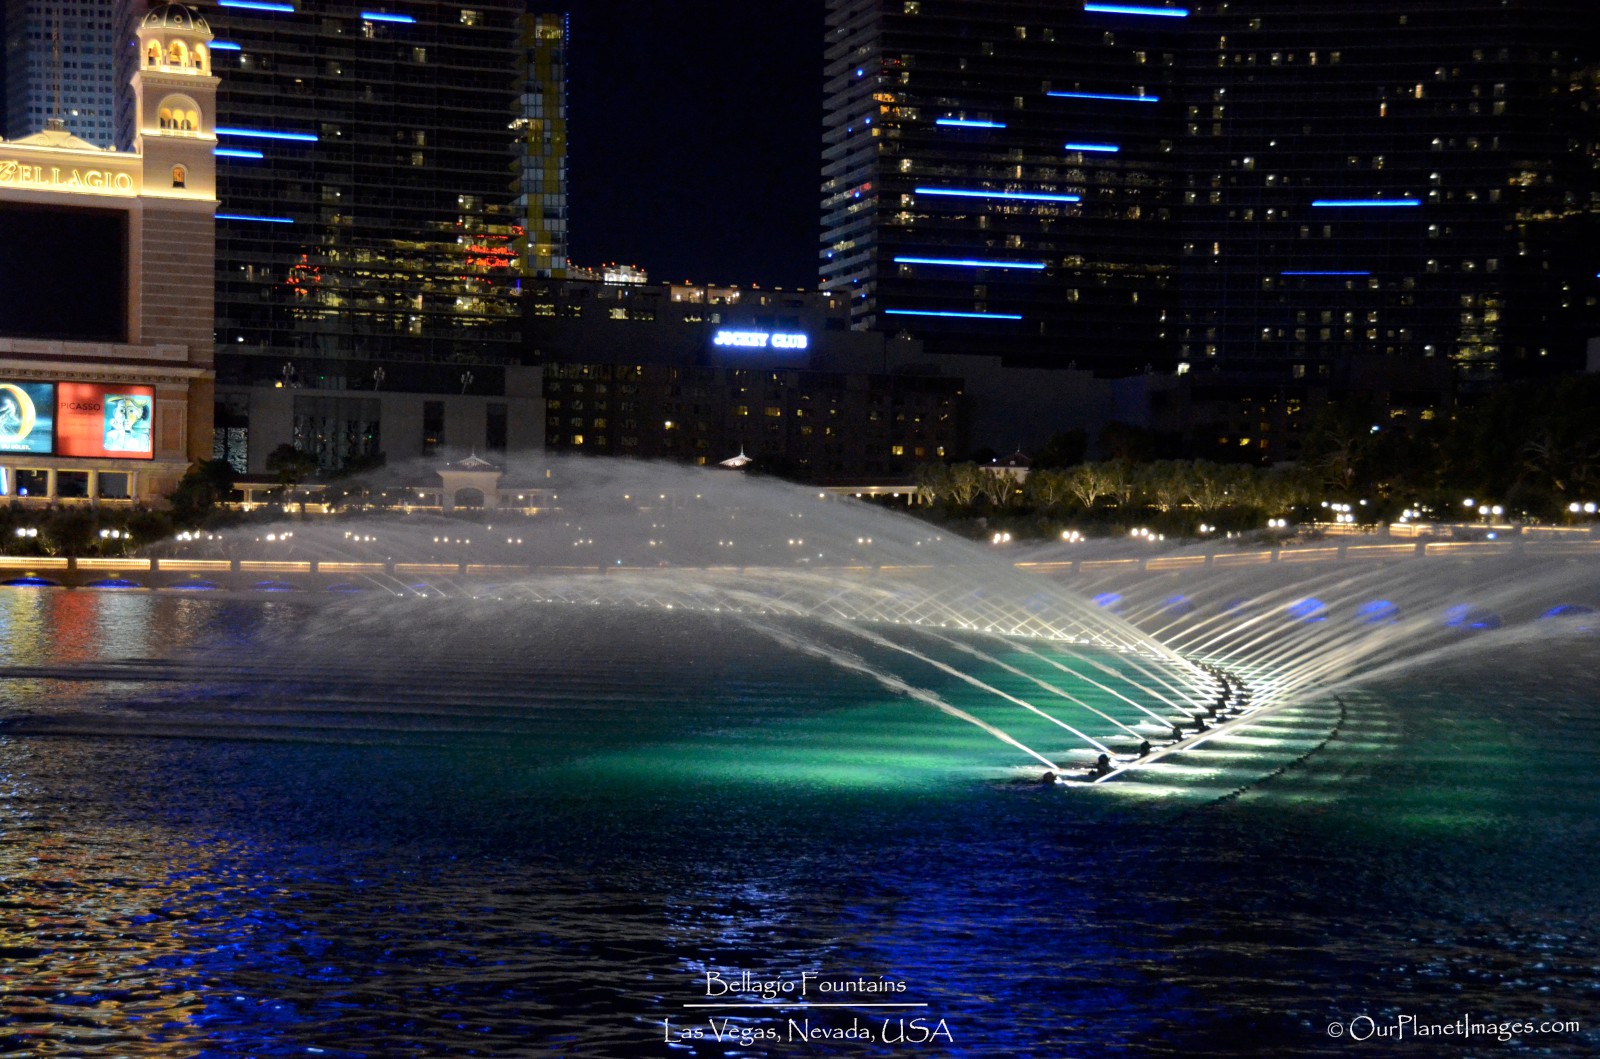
664, 1017, 953, 1046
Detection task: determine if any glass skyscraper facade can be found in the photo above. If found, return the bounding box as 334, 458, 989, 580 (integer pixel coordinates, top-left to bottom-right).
3, 0, 118, 144
1178, 1, 1600, 388
822, 0, 1186, 372
516, 12, 567, 279
200, 0, 523, 375
823, 0, 1600, 440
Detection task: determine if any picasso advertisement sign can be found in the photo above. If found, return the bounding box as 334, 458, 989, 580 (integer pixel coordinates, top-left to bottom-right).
55, 383, 155, 459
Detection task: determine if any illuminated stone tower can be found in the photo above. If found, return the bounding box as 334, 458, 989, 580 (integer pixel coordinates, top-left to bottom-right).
130, 2, 217, 204
128, 1, 217, 458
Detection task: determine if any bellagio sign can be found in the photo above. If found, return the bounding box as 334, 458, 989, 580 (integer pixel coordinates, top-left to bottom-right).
0, 159, 138, 195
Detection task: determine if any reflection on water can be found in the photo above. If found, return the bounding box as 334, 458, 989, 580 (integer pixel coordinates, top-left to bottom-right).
1, 591, 1598, 1056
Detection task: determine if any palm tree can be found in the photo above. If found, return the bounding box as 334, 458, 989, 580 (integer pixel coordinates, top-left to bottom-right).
265, 443, 319, 515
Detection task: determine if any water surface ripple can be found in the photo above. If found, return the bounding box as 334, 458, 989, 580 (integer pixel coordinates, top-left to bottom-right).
1, 591, 1596, 1056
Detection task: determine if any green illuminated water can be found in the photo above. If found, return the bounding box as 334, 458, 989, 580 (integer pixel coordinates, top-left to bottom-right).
0, 589, 1596, 1057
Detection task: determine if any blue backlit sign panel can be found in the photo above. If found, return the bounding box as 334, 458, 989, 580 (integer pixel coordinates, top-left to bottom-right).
0, 381, 55, 454
712, 330, 808, 351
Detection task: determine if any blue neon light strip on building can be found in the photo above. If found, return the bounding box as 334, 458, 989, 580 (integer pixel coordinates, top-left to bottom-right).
916, 187, 1081, 203
215, 148, 265, 159
936, 119, 1007, 128
1310, 199, 1421, 207
1064, 142, 1120, 153
210, 41, 242, 50
1083, 4, 1190, 17
885, 309, 1023, 321
1047, 91, 1159, 103
894, 257, 1046, 270
216, 126, 318, 142
217, 213, 294, 223
361, 11, 416, 22
217, 0, 295, 12
1280, 270, 1371, 276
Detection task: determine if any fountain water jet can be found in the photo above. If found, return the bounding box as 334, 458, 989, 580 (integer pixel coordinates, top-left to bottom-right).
1001, 639, 1198, 731
926, 634, 1149, 741
135, 456, 1478, 785
744, 618, 1063, 772
1063, 541, 1600, 743
821, 620, 1120, 758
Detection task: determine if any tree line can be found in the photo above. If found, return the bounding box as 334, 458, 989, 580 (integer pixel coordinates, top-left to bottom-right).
912, 458, 1315, 532
912, 374, 1600, 530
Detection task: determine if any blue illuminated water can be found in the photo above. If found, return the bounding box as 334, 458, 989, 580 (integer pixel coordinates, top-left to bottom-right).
1, 588, 1597, 1057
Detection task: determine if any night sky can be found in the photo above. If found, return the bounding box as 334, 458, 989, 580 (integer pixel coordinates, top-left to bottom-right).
559, 1, 824, 289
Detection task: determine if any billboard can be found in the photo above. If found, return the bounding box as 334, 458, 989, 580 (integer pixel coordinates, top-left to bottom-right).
0, 203, 128, 342
0, 381, 56, 454
56, 383, 154, 459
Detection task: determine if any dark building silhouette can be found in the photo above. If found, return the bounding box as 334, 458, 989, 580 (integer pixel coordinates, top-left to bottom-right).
527, 278, 963, 482
1176, 0, 1600, 458
822, 0, 1186, 372
822, 1, 1600, 459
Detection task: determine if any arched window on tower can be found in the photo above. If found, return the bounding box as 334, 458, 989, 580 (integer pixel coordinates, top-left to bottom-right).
157, 95, 201, 134
167, 41, 189, 67
193, 44, 208, 74
172, 165, 187, 189
147, 43, 160, 66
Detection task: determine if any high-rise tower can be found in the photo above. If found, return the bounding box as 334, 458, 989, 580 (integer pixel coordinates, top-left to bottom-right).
516, 12, 567, 279
1177, 1, 1600, 387
821, 1, 1600, 455
820, 0, 1189, 372
3, 0, 118, 144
